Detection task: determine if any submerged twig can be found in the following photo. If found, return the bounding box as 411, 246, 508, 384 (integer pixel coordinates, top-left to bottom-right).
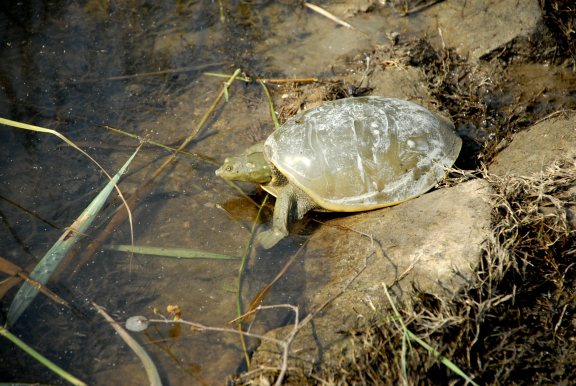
103, 244, 241, 260
0, 256, 69, 306
6, 144, 142, 327
0, 194, 59, 229
259, 78, 318, 84
401, 0, 443, 16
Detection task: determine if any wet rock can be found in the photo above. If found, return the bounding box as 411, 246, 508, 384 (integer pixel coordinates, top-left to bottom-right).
251, 178, 492, 369
425, 0, 548, 61
489, 113, 576, 176
489, 112, 576, 229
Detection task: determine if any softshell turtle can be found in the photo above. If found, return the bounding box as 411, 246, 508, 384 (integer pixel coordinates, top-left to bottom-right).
216, 97, 461, 249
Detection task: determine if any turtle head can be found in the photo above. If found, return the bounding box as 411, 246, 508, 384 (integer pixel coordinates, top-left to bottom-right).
215, 152, 273, 184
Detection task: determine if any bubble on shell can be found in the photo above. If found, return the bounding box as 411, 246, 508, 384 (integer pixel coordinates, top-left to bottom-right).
125, 315, 149, 332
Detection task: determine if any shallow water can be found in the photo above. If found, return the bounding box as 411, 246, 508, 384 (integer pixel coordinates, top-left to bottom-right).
0, 1, 573, 385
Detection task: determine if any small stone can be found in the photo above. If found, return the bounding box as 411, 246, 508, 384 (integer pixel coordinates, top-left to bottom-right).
125, 316, 149, 332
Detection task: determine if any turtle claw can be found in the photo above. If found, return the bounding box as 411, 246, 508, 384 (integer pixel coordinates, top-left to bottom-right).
257, 229, 287, 249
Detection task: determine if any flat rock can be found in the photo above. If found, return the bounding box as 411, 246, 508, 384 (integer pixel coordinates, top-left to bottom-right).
489, 112, 576, 229
489, 113, 576, 176
424, 0, 546, 61
251, 178, 492, 370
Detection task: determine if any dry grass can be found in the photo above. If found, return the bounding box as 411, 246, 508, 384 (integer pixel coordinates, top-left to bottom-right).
543, 0, 576, 67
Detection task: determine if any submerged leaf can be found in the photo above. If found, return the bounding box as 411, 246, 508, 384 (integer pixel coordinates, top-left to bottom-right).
103, 244, 241, 260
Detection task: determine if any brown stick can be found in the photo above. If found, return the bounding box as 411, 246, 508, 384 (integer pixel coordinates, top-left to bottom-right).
0, 256, 69, 306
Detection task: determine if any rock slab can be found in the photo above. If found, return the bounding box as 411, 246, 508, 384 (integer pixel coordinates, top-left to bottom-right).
251, 178, 492, 369
429, 0, 545, 61
489, 112, 576, 229
489, 113, 576, 176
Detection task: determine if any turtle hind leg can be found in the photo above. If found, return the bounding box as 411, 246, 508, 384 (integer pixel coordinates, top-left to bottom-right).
257, 228, 287, 249
257, 187, 294, 249
257, 184, 318, 250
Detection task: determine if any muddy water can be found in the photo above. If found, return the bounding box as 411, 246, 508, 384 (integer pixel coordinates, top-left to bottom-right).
0, 1, 573, 385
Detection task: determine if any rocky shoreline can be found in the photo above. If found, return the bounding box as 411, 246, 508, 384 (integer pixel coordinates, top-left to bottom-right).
235, 0, 576, 384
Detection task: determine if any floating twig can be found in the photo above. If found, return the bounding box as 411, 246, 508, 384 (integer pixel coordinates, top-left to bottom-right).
304, 2, 354, 29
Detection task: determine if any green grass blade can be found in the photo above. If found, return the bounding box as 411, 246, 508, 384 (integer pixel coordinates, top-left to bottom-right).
383, 284, 478, 386
6, 147, 141, 328
103, 245, 241, 260
406, 331, 479, 386
0, 326, 87, 386
236, 194, 269, 367
259, 81, 280, 130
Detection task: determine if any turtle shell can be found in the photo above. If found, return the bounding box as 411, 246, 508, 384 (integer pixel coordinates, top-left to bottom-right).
263, 97, 461, 212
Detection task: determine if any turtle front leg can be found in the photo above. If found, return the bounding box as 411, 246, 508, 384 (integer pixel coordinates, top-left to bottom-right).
257, 188, 294, 249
